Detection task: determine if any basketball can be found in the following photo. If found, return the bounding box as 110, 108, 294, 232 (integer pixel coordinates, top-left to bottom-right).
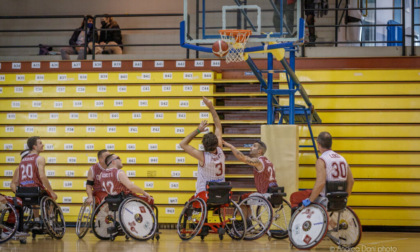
212, 40, 229, 57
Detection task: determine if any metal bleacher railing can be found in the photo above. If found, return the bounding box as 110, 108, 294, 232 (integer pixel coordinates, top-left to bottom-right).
0, 13, 187, 59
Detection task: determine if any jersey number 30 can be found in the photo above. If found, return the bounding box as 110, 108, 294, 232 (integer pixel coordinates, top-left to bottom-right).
331, 162, 347, 179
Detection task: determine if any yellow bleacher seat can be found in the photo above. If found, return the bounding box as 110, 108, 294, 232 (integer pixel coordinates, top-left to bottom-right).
0, 125, 214, 138
0, 84, 215, 98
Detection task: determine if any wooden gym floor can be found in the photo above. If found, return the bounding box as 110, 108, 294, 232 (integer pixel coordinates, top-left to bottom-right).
1, 228, 419, 252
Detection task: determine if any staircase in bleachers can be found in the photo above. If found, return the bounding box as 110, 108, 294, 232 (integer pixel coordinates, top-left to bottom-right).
0, 58, 419, 227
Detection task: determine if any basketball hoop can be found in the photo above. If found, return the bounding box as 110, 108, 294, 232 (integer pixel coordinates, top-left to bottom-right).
219, 29, 252, 63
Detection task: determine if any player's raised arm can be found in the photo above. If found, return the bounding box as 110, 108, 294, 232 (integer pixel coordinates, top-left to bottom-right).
202, 97, 222, 148
223, 140, 263, 170
180, 120, 208, 164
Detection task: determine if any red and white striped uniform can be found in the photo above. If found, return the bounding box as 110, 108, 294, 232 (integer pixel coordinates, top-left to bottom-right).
99, 168, 130, 196
319, 150, 349, 197
253, 156, 277, 193
18, 154, 44, 189
196, 147, 225, 194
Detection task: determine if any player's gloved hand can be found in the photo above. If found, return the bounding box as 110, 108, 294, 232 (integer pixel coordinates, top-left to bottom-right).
302, 198, 311, 207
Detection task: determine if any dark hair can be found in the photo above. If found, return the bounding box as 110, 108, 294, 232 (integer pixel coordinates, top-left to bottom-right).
255, 140, 267, 155
317, 132, 333, 149
81, 15, 94, 28
105, 154, 115, 167
27, 136, 41, 151
97, 149, 108, 159
202, 132, 219, 152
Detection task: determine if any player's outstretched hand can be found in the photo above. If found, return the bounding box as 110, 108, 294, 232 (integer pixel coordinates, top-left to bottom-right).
198, 120, 208, 132
222, 140, 233, 149
202, 96, 213, 108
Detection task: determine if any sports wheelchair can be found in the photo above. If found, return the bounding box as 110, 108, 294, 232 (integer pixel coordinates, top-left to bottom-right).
91, 193, 159, 241
177, 182, 247, 241
13, 187, 65, 241
75, 196, 98, 238
0, 196, 29, 244
237, 187, 292, 240
288, 181, 362, 249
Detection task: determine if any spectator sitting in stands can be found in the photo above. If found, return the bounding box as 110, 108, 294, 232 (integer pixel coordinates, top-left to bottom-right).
60, 15, 98, 60
89, 14, 123, 55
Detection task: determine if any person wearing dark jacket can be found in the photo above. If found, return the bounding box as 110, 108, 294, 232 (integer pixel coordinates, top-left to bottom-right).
60, 15, 98, 60
89, 14, 123, 54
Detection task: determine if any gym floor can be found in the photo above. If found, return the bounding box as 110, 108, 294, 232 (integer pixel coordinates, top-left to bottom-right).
2, 228, 420, 251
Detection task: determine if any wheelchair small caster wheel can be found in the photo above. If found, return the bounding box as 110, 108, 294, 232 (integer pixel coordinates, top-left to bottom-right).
110, 236, 115, 241
125, 235, 129, 240
219, 234, 224, 240
200, 235, 205, 241
32, 233, 36, 239
156, 234, 160, 241
20, 239, 27, 244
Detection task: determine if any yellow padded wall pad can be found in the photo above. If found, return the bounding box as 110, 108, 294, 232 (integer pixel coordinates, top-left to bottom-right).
261, 125, 299, 201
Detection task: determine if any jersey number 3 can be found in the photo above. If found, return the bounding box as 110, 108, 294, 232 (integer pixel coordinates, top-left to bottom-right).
215, 163, 224, 176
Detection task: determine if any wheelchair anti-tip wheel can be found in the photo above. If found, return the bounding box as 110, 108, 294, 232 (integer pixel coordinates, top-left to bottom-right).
223, 200, 247, 240
42, 197, 66, 239
288, 203, 329, 250
269, 199, 292, 239
239, 195, 273, 240
328, 207, 362, 249
0, 202, 19, 244
76, 199, 95, 239
92, 201, 118, 240
119, 197, 157, 241
176, 198, 207, 241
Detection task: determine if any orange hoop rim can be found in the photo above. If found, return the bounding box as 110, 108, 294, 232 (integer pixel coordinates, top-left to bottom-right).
219, 29, 252, 43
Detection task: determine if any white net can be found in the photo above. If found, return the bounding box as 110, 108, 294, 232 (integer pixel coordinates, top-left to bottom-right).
220, 30, 251, 63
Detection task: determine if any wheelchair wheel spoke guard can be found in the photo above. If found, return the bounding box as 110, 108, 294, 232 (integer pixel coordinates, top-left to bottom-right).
119, 197, 157, 241
288, 203, 329, 250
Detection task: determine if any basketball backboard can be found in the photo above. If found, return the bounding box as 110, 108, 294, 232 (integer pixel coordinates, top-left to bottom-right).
182, 0, 303, 52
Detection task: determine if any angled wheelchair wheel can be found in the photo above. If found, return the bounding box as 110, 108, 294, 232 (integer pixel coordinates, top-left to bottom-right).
239, 195, 273, 240
76, 199, 95, 239
92, 201, 117, 240
176, 198, 206, 241
288, 203, 329, 250
328, 207, 362, 249
223, 200, 247, 240
119, 197, 157, 241
0, 202, 19, 244
270, 199, 292, 239
41, 197, 66, 239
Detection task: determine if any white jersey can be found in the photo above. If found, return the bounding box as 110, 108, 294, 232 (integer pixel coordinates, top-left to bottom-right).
195, 147, 225, 194
319, 150, 349, 197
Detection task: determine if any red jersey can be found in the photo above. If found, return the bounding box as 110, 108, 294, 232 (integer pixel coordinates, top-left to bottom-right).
99, 168, 130, 195
89, 163, 106, 193
253, 156, 277, 193
18, 153, 44, 189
